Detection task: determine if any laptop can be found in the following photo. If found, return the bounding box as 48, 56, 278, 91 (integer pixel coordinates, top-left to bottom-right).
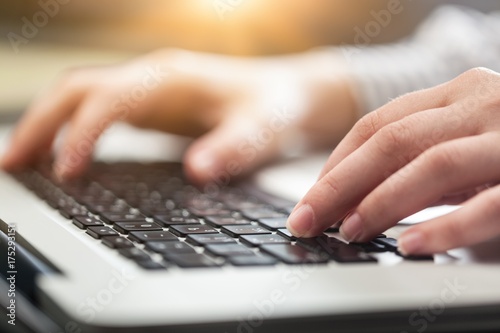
1, 123, 500, 333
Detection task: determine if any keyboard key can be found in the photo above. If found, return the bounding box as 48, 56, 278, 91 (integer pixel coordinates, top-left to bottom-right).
240, 234, 290, 247
295, 237, 328, 253
186, 234, 236, 246
298, 237, 376, 263
257, 217, 288, 230
118, 248, 151, 261
86, 226, 119, 239
138, 205, 169, 217
352, 242, 387, 253
45, 193, 62, 209
204, 216, 252, 227
166, 253, 221, 268
114, 222, 162, 234
73, 216, 104, 229
373, 237, 398, 251
136, 260, 166, 270
102, 236, 134, 249
189, 208, 232, 216
221, 225, 272, 237
145, 241, 196, 254
276, 228, 296, 241
169, 224, 218, 237
59, 205, 88, 219
227, 255, 278, 266
205, 244, 254, 257
240, 207, 287, 220
128, 230, 177, 243
224, 200, 264, 210
154, 216, 202, 227
260, 244, 329, 264
228, 255, 278, 266
183, 196, 221, 209
397, 253, 434, 261
86, 201, 130, 215
332, 245, 376, 263
154, 210, 191, 220
100, 212, 147, 224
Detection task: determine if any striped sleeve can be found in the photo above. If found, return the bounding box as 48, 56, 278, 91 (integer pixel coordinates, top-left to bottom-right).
338, 5, 500, 115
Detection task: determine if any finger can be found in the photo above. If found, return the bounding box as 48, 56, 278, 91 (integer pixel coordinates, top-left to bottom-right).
317, 85, 449, 181
431, 193, 477, 206
34, 132, 57, 164
1, 74, 88, 170
398, 184, 500, 255
287, 105, 479, 238
430, 183, 495, 206
54, 94, 118, 179
340, 132, 500, 242
184, 108, 287, 187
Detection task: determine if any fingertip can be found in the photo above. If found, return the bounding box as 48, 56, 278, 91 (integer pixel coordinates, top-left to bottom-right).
1, 146, 24, 172
183, 147, 219, 186
0, 152, 14, 171
339, 212, 363, 242
53, 149, 89, 182
53, 163, 71, 182
398, 230, 425, 255
286, 204, 314, 237
2, 122, 57, 173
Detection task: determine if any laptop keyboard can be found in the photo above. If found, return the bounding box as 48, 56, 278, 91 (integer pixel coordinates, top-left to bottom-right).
12, 162, 432, 270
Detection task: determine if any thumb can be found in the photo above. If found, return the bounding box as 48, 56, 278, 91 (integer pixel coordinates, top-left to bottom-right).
183, 112, 288, 188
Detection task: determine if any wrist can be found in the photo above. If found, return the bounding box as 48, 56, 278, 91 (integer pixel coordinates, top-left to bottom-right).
292, 49, 361, 149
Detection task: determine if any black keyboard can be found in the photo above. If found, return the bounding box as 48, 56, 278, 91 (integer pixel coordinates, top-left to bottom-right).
12, 162, 432, 270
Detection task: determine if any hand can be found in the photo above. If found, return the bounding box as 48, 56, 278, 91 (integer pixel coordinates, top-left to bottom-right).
1, 49, 358, 185
287, 67, 500, 255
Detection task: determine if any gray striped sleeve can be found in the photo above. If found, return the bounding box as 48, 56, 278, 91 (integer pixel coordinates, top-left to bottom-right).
338, 5, 500, 115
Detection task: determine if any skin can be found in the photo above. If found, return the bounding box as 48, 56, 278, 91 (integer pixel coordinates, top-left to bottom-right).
4, 47, 499, 255
286, 67, 500, 255
0, 48, 358, 188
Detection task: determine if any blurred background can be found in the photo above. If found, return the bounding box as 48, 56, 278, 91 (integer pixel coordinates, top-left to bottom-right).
1, 0, 499, 121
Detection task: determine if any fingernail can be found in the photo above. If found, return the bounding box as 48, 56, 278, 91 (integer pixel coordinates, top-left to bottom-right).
287, 204, 314, 237
398, 231, 424, 255
340, 212, 362, 242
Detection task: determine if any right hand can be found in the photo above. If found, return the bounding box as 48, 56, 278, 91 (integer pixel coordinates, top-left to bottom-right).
1, 48, 359, 186
287, 67, 500, 255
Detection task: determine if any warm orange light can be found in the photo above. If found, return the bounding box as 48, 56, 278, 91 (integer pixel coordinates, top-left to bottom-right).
110, 0, 371, 56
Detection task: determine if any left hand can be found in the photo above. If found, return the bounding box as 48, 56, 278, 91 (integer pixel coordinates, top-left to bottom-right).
287, 67, 500, 255
1, 49, 358, 185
